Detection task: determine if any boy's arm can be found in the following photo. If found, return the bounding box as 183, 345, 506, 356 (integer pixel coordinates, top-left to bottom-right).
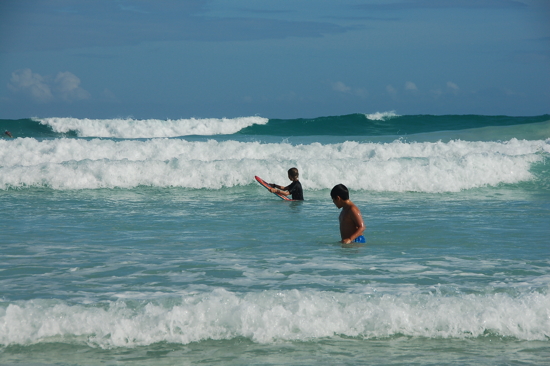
269, 187, 291, 195
342, 206, 365, 244
270, 181, 295, 195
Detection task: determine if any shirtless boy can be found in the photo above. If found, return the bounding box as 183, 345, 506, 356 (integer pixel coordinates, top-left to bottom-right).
269, 167, 304, 201
330, 184, 365, 244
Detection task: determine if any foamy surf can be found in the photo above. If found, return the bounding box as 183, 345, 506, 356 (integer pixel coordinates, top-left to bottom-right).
35, 116, 269, 138
1, 289, 548, 348
365, 111, 400, 121
1, 112, 549, 366
0, 137, 547, 191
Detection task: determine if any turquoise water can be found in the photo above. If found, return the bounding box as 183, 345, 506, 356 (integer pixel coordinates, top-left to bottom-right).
1, 113, 549, 365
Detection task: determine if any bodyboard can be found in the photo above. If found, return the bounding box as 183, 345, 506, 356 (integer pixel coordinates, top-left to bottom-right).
255, 176, 295, 201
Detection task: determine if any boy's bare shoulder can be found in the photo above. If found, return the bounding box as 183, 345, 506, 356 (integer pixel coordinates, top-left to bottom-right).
341, 201, 362, 217
346, 202, 363, 221
348, 200, 361, 211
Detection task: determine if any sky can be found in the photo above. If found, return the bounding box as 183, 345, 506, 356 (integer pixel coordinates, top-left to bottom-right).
0, 0, 549, 119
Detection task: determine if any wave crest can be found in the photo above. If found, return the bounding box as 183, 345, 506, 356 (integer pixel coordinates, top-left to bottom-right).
0, 138, 547, 192
365, 111, 400, 121
1, 289, 549, 347
35, 116, 269, 138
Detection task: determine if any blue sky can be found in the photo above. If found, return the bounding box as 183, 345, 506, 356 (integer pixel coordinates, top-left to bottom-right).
1, 0, 548, 119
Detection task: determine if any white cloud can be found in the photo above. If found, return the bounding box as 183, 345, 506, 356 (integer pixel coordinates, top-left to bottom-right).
405, 81, 418, 91
431, 88, 443, 97
447, 81, 460, 92
8, 69, 90, 103
8, 69, 53, 102
54, 71, 91, 101
332, 81, 351, 93
354, 88, 369, 97
386, 84, 397, 96
102, 88, 119, 102
332, 81, 368, 97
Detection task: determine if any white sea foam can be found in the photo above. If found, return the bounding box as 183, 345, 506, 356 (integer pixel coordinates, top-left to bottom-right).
35, 116, 269, 138
0, 138, 547, 192
1, 289, 549, 347
365, 111, 400, 121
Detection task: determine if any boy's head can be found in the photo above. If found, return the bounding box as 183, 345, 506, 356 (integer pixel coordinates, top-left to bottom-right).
288, 167, 299, 180
331, 184, 349, 201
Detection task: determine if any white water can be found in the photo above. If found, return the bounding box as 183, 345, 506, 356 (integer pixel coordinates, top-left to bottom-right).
35, 116, 269, 138
0, 138, 547, 192
365, 111, 399, 120
1, 289, 549, 348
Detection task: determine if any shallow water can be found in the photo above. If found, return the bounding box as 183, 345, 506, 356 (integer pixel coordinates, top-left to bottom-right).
1, 114, 549, 364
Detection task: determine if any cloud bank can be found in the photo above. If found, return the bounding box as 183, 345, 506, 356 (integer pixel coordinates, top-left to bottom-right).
8, 69, 91, 103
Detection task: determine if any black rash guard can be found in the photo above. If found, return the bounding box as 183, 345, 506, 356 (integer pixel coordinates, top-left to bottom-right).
286, 180, 304, 201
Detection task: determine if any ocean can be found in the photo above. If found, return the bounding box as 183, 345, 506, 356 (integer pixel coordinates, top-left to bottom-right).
1, 112, 549, 365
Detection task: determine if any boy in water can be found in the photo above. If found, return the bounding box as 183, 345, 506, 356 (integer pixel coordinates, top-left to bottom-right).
269, 167, 304, 200
331, 184, 365, 244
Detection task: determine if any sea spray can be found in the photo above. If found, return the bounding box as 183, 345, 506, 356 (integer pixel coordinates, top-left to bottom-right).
0, 138, 547, 191
365, 111, 400, 120
35, 116, 269, 138
1, 289, 549, 347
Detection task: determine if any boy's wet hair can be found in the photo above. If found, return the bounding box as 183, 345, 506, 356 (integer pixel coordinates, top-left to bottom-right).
288, 167, 299, 178
331, 184, 349, 200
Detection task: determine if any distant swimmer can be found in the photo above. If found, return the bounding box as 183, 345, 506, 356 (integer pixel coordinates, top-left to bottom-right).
331, 184, 365, 244
4, 130, 13, 138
